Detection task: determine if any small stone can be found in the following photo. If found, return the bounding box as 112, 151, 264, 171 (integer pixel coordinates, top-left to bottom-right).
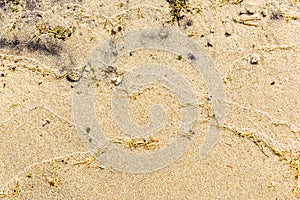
207, 41, 213, 47
225, 30, 232, 36
250, 54, 260, 64
84, 66, 92, 72
187, 53, 195, 60
246, 7, 256, 15
261, 8, 268, 17
111, 76, 122, 86
239, 9, 247, 15
104, 65, 117, 73
210, 28, 215, 33
99, 165, 106, 170
66, 71, 81, 82
151, 55, 157, 59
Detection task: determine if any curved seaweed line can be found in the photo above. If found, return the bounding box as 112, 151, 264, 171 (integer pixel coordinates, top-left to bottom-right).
0, 151, 89, 193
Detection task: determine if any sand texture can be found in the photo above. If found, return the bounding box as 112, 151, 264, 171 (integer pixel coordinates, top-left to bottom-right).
0, 0, 300, 199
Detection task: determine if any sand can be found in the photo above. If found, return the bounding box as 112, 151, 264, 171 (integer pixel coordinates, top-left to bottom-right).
0, 0, 299, 199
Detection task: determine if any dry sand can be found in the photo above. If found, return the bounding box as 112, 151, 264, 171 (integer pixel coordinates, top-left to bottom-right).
0, 0, 300, 199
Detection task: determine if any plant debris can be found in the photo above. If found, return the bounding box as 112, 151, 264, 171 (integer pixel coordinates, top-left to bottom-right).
73, 154, 96, 168
255, 44, 294, 52
293, 185, 300, 198
113, 137, 159, 150
233, 16, 261, 26
213, 0, 243, 5
222, 124, 300, 197
35, 23, 75, 41
167, 0, 188, 24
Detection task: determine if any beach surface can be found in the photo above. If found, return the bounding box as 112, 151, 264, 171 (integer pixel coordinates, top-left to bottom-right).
0, 0, 299, 199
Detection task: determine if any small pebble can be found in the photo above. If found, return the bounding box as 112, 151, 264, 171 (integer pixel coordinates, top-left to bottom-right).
187, 53, 195, 60
104, 65, 117, 73
246, 7, 256, 15
207, 41, 213, 47
111, 76, 122, 86
99, 165, 106, 170
151, 55, 157, 59
84, 66, 92, 72
261, 8, 268, 17
210, 28, 215, 33
225, 30, 232, 36
250, 53, 260, 64
66, 71, 81, 82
